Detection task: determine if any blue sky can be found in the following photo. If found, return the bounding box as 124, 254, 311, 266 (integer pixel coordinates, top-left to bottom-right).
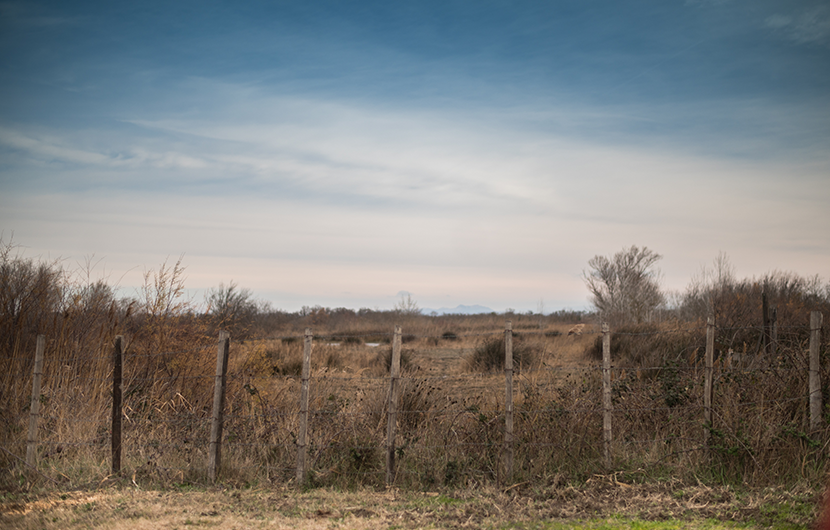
1, 0, 829, 312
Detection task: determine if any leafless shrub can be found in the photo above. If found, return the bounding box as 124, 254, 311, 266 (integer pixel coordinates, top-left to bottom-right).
584, 245, 665, 326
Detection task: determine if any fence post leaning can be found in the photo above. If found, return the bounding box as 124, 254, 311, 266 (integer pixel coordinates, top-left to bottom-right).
504, 320, 514, 484
26, 335, 46, 469
386, 325, 402, 486
704, 315, 715, 447
810, 311, 823, 433
111, 336, 123, 475
208, 331, 230, 483
296, 328, 312, 487
601, 323, 611, 469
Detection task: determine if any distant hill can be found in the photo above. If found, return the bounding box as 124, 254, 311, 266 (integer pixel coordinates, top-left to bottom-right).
421, 304, 493, 316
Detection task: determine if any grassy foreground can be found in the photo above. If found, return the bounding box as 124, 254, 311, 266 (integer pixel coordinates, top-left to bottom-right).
0, 481, 818, 530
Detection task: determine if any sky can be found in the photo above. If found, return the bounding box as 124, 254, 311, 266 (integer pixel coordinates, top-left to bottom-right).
1, 0, 829, 313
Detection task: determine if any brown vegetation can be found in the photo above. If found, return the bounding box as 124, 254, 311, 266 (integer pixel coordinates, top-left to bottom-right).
0, 481, 817, 529
1, 238, 829, 504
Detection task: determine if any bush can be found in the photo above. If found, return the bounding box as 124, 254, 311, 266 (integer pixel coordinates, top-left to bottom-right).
585, 323, 694, 369
467, 335, 536, 372
204, 281, 258, 339
271, 358, 302, 376
398, 379, 437, 430
329, 332, 364, 345
379, 347, 414, 373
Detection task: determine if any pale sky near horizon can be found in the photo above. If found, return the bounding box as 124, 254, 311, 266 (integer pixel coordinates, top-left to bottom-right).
1, 1, 829, 313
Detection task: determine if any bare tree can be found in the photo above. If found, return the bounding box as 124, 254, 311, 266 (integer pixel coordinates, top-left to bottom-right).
205, 281, 257, 336
394, 292, 420, 316
682, 251, 735, 320
583, 246, 664, 326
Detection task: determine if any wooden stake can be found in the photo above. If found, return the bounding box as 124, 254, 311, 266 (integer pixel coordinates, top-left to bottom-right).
704, 315, 715, 446
208, 331, 230, 483
296, 328, 312, 487
504, 321, 514, 484
601, 323, 612, 469
386, 325, 402, 486
810, 311, 823, 432
111, 336, 123, 475
762, 291, 771, 356
26, 335, 45, 469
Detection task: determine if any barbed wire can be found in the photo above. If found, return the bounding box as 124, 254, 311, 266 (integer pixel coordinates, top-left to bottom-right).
5, 317, 824, 490
28, 391, 811, 430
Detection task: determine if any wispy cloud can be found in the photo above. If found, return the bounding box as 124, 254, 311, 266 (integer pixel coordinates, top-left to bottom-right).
0, 126, 112, 166
765, 7, 830, 45
0, 126, 211, 172
4, 76, 828, 220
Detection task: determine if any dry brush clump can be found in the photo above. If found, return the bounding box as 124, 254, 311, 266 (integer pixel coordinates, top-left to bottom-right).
584, 321, 700, 368
466, 333, 541, 373
0, 246, 220, 489
576, 319, 830, 487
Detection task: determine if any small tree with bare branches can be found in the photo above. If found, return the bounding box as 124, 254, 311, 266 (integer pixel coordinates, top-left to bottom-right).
583, 245, 664, 326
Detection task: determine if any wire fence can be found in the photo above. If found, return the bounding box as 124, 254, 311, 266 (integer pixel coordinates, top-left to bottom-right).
3, 312, 826, 490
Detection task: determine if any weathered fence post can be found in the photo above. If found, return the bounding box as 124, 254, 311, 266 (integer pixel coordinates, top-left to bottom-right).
386, 325, 402, 486
762, 291, 771, 356
704, 315, 715, 447
296, 328, 312, 487
111, 336, 123, 475
208, 331, 230, 483
810, 311, 823, 432
26, 335, 46, 469
601, 323, 612, 469
504, 320, 514, 484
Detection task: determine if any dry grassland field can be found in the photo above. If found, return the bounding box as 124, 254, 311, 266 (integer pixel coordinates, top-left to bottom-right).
0, 481, 819, 529
2, 304, 828, 530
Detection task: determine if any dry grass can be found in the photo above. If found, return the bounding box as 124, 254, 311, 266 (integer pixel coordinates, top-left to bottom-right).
1, 236, 827, 507
0, 480, 818, 529
4, 316, 828, 496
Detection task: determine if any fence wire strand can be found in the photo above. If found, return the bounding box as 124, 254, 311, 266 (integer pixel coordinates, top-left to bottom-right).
5, 316, 826, 489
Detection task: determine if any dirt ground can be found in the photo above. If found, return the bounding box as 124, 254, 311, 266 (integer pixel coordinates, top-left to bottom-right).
0, 479, 819, 529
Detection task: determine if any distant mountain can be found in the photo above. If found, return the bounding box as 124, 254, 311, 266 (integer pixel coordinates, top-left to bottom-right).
421, 304, 493, 316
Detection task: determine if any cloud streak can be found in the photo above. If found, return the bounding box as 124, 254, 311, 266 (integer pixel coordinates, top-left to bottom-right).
766, 7, 830, 45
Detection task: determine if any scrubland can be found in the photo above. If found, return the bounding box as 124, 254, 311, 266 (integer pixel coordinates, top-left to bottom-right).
1, 240, 829, 529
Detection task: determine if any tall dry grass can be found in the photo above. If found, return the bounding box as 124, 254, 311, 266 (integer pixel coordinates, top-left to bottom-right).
1, 239, 827, 494
0, 244, 216, 489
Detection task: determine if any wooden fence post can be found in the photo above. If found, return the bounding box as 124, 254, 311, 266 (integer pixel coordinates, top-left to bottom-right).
208, 331, 230, 483
26, 335, 46, 469
111, 336, 123, 475
762, 291, 771, 356
704, 315, 715, 447
504, 320, 514, 484
810, 311, 823, 432
601, 323, 612, 469
296, 328, 312, 487
386, 325, 402, 485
